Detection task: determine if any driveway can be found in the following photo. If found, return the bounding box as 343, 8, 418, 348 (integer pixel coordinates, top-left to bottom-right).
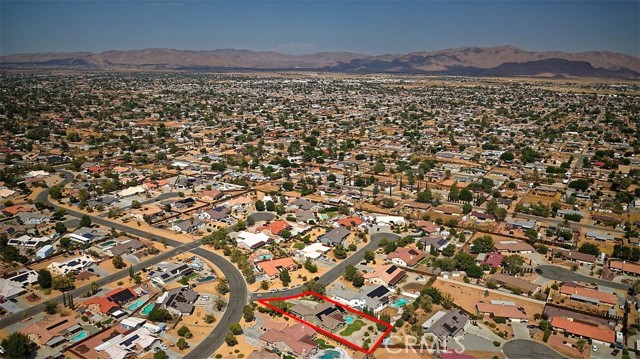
503, 339, 565, 359
511, 321, 530, 340
536, 265, 630, 291
449, 334, 501, 353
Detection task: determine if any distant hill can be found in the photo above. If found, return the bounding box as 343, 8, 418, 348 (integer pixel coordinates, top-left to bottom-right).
2, 46, 639, 79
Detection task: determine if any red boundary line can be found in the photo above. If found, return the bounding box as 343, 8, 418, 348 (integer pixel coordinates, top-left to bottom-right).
257, 291, 393, 355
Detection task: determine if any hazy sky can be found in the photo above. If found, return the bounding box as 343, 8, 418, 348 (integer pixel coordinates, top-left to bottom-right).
1, 0, 638, 56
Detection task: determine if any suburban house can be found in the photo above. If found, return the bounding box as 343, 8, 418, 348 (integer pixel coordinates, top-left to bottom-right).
95, 327, 161, 359
609, 260, 640, 276
415, 220, 440, 234
386, 246, 427, 267
257, 220, 293, 236
363, 264, 406, 287
421, 309, 470, 342
147, 261, 193, 286
490, 273, 540, 295
255, 257, 298, 279
552, 248, 596, 267
290, 198, 321, 211
505, 218, 536, 230
84, 287, 138, 315
551, 317, 616, 344
105, 239, 145, 257
47, 255, 97, 275
159, 286, 199, 315
469, 211, 496, 223
335, 216, 364, 228
259, 323, 318, 358
559, 282, 618, 307
198, 206, 231, 221
196, 189, 224, 202
476, 300, 528, 322
297, 242, 331, 259
289, 301, 347, 331
419, 236, 450, 253
329, 285, 391, 313
21, 316, 82, 347
585, 231, 615, 241
476, 252, 503, 268
493, 240, 534, 253
170, 217, 205, 233
67, 227, 108, 245
318, 226, 350, 246
236, 231, 272, 250
15, 212, 50, 225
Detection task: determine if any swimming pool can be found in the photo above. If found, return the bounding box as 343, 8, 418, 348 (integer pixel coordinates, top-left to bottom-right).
344, 315, 356, 325
319, 350, 341, 359
70, 330, 88, 342
258, 254, 272, 260
392, 298, 410, 308
99, 240, 117, 248
197, 275, 216, 282
142, 303, 155, 316
128, 299, 146, 311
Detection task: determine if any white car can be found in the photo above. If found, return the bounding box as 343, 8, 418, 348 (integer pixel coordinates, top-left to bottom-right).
592, 345, 597, 352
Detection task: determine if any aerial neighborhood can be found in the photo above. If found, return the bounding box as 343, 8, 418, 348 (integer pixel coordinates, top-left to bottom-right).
0, 73, 639, 359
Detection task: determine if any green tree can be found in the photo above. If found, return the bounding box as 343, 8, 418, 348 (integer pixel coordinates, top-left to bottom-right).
503, 255, 525, 275
49, 186, 62, 200
79, 214, 92, 228
472, 235, 495, 253
279, 269, 291, 286
373, 162, 385, 174
154, 350, 169, 359
112, 255, 126, 269
459, 189, 474, 202
230, 323, 243, 335
177, 325, 191, 337
1, 332, 30, 359
364, 249, 375, 263
176, 337, 189, 350
578, 242, 600, 256
51, 274, 75, 291
304, 258, 317, 273
147, 306, 173, 322
305, 279, 325, 295
344, 265, 357, 281
442, 244, 456, 257
55, 222, 67, 234
45, 301, 58, 315
243, 305, 255, 322
254, 200, 265, 211
462, 203, 473, 214
224, 331, 238, 346
37, 269, 52, 289
351, 272, 365, 287
500, 151, 514, 161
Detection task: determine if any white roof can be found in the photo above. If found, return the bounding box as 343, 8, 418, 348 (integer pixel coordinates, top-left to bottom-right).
299, 242, 331, 259
490, 300, 516, 306
237, 231, 270, 247
117, 186, 145, 198
0, 278, 24, 298
422, 310, 447, 328
375, 216, 406, 225
121, 317, 146, 328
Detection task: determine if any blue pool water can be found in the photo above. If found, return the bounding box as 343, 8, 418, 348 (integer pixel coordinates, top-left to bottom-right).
392, 298, 410, 308
70, 330, 88, 342
128, 299, 145, 311
258, 254, 272, 260
197, 275, 216, 282
319, 350, 341, 359
142, 303, 155, 315
344, 315, 355, 325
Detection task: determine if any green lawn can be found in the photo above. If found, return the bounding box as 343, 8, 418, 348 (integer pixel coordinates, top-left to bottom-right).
315, 338, 335, 349
339, 319, 366, 336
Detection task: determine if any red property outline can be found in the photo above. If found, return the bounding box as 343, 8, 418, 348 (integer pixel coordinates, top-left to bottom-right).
257, 291, 393, 355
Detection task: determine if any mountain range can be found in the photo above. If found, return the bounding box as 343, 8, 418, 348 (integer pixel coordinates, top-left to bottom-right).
2, 45, 639, 79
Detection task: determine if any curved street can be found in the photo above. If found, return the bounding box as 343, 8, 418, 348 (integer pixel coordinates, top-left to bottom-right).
6, 169, 400, 358
536, 264, 630, 290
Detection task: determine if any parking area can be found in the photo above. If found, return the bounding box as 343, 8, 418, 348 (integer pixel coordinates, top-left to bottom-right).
591, 341, 622, 359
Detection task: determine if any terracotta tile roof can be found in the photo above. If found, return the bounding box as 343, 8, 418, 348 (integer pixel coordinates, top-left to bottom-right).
257, 220, 292, 235
387, 246, 427, 267
256, 257, 297, 277
551, 317, 615, 343
364, 263, 406, 286
476, 302, 527, 319
610, 260, 640, 275
560, 283, 617, 305
336, 216, 364, 227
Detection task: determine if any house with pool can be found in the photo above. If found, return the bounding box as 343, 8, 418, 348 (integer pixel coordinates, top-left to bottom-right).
83, 287, 138, 315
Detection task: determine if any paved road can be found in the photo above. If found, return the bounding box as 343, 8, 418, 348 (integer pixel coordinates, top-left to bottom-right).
537, 265, 630, 291
251, 232, 400, 300
503, 339, 567, 359
11, 169, 248, 359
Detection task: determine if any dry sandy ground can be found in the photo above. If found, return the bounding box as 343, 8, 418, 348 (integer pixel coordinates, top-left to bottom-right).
431, 279, 545, 320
